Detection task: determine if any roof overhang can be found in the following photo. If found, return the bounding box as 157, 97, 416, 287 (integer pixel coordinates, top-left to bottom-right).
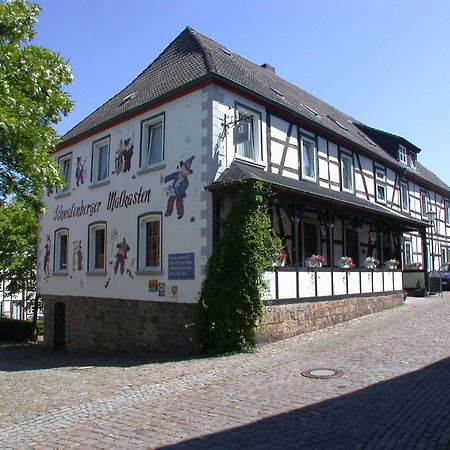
208, 161, 429, 231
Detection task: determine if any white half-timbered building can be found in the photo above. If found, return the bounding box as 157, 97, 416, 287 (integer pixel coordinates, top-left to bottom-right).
38, 27, 450, 353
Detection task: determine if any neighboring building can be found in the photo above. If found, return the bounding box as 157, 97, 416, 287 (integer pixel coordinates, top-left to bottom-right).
38, 27, 450, 353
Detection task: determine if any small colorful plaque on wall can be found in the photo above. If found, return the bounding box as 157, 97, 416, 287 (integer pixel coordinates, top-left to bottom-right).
148, 280, 158, 292
168, 253, 195, 280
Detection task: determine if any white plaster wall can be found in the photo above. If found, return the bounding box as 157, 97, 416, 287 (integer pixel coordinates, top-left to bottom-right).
38, 90, 206, 304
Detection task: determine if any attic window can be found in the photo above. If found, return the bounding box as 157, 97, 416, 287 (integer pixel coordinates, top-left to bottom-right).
357, 131, 377, 146
270, 87, 284, 98
300, 103, 321, 118
398, 145, 408, 164
119, 92, 136, 106
327, 115, 348, 131
220, 47, 232, 56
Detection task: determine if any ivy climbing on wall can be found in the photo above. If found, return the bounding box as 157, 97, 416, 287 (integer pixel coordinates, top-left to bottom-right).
193, 180, 282, 354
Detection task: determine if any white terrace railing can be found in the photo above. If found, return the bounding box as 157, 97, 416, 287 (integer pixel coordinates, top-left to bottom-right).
262, 267, 403, 302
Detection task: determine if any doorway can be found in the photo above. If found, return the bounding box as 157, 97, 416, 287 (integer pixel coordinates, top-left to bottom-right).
53, 302, 65, 351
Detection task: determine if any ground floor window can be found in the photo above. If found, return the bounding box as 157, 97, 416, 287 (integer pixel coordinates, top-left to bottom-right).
54, 228, 69, 272
88, 222, 106, 272
138, 213, 162, 271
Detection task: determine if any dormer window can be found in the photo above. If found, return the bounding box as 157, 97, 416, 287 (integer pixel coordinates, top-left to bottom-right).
409, 152, 417, 169
398, 145, 408, 164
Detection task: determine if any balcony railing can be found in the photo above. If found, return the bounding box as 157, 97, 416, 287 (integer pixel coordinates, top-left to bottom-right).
262, 267, 403, 302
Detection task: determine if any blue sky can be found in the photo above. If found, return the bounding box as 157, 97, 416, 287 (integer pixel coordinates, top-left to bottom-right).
34, 0, 450, 183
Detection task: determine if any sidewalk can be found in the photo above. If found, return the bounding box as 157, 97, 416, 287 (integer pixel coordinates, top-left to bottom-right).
0, 294, 449, 449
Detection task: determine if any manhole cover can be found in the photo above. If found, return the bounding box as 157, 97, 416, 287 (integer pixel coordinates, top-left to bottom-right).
301, 368, 344, 379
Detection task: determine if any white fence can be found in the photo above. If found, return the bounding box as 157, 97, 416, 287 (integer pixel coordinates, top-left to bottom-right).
263, 268, 403, 301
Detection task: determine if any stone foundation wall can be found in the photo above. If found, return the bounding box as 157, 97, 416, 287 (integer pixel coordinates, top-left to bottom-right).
43, 295, 197, 354
43, 292, 403, 354
255, 293, 404, 344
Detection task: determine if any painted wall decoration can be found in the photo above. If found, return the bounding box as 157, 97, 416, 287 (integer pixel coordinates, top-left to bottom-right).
43, 235, 51, 280
158, 282, 166, 297
113, 133, 135, 175
75, 156, 87, 186
72, 240, 83, 271
168, 252, 195, 280
114, 238, 130, 275
149, 280, 158, 292
161, 155, 194, 219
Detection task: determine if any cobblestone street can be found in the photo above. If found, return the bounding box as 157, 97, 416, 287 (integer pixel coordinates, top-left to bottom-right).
1, 294, 449, 449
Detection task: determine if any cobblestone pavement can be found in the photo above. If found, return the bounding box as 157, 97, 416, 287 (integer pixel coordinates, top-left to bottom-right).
1, 294, 449, 450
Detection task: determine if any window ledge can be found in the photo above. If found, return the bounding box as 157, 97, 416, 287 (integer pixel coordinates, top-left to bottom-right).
52, 271, 69, 276
135, 270, 164, 276
136, 163, 166, 176
54, 191, 71, 199
86, 271, 107, 276
89, 179, 110, 189
232, 156, 265, 170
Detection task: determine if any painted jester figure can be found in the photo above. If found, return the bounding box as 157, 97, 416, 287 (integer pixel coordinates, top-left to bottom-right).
161, 155, 194, 219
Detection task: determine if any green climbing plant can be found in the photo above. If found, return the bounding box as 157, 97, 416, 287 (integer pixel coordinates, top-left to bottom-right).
194, 180, 282, 355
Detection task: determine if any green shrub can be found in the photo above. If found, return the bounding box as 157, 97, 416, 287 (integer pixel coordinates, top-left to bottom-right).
0, 318, 35, 342
193, 181, 282, 355
36, 319, 44, 337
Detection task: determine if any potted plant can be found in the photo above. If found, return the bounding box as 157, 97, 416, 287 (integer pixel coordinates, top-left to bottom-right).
384, 259, 400, 270
275, 251, 288, 267
413, 279, 426, 297
405, 261, 423, 270
340, 256, 355, 269
305, 254, 325, 269
364, 256, 380, 270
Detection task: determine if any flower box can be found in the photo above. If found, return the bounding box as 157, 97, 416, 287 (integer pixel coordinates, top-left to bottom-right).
305, 260, 322, 269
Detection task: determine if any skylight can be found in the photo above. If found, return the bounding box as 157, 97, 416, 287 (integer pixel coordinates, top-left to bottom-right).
357, 131, 377, 146
270, 87, 284, 97
300, 103, 321, 118
327, 115, 348, 131
119, 92, 136, 106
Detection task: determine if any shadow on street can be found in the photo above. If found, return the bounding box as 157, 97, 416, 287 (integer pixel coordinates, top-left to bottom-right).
159, 357, 450, 449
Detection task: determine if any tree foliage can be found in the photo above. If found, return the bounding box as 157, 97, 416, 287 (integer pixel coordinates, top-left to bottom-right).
193, 181, 282, 355
0, 0, 74, 209
0, 198, 37, 299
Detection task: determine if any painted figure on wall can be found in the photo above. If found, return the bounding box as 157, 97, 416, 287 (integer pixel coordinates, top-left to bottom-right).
114, 238, 130, 275
43, 235, 51, 278
75, 156, 87, 186
72, 240, 83, 271
114, 133, 134, 175
161, 155, 194, 219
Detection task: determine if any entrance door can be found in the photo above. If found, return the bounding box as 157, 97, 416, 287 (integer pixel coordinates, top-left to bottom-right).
53, 302, 65, 351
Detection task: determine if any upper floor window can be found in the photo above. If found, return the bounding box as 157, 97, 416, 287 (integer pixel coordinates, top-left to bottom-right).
234, 103, 262, 163
409, 152, 417, 169
91, 137, 110, 184
141, 113, 164, 168
398, 145, 408, 164
57, 153, 72, 194
138, 213, 162, 271
400, 181, 409, 212
445, 201, 450, 226
340, 152, 354, 192
375, 166, 386, 204
301, 136, 317, 182
420, 190, 428, 218
88, 222, 106, 272
54, 228, 68, 273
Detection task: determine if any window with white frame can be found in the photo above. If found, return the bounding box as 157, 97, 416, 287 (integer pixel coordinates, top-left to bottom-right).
420, 190, 428, 217
88, 222, 106, 272
404, 240, 412, 267
141, 113, 164, 168
409, 152, 417, 169
301, 136, 317, 181
340, 152, 354, 192
138, 214, 161, 271
57, 153, 72, 193
234, 104, 262, 163
91, 137, 110, 184
54, 229, 68, 272
400, 181, 409, 212
375, 166, 386, 204
445, 201, 450, 226
398, 144, 408, 164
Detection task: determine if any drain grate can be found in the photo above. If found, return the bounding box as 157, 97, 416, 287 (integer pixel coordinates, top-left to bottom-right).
301, 368, 344, 379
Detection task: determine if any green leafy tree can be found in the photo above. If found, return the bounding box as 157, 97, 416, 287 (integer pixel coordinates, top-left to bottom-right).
0, 0, 74, 209
194, 181, 282, 354
0, 199, 37, 321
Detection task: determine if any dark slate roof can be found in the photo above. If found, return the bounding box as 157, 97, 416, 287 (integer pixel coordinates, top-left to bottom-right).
61, 26, 450, 195
210, 161, 428, 229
